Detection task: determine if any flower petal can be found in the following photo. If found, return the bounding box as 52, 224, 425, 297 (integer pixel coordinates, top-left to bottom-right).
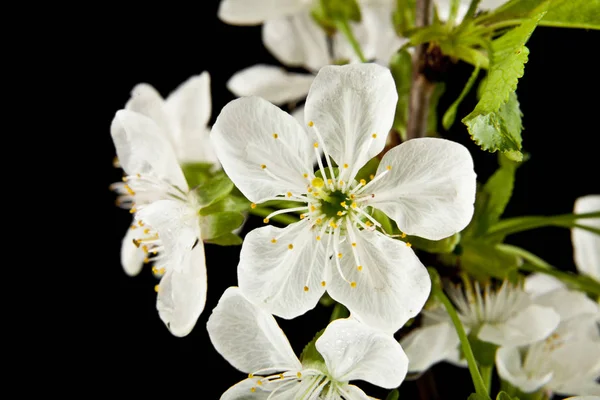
207, 287, 301, 374
227, 65, 314, 105
238, 222, 326, 319
364, 137, 476, 240
400, 322, 460, 373
156, 242, 206, 337
478, 304, 560, 346
572, 195, 600, 281
218, 0, 308, 25
121, 224, 146, 276
125, 83, 170, 134
316, 318, 408, 388
496, 346, 553, 393
221, 378, 273, 400
360, 5, 408, 65
339, 384, 372, 400
304, 63, 398, 182
327, 228, 431, 333
163, 72, 218, 165
263, 13, 330, 71
211, 96, 315, 203
524, 273, 565, 297
533, 288, 599, 322
110, 110, 188, 191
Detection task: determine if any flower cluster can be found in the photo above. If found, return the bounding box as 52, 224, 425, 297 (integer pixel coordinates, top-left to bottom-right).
109, 0, 600, 398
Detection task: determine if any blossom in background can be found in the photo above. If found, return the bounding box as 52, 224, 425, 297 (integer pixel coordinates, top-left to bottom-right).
434, 0, 510, 23
222, 0, 405, 116
211, 63, 476, 333
572, 194, 600, 282
111, 109, 206, 337
496, 277, 600, 396
207, 286, 408, 399
401, 280, 561, 373
112, 73, 218, 277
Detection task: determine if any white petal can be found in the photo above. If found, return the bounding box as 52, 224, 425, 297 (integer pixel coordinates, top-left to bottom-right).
125, 83, 170, 133
227, 65, 314, 105
434, 0, 471, 23
400, 322, 460, 373
156, 242, 206, 337
135, 199, 199, 268
291, 106, 305, 125
572, 195, 600, 281
218, 0, 308, 25
365, 137, 476, 240
339, 384, 372, 400
207, 287, 301, 374
121, 224, 146, 276
211, 96, 315, 203
524, 273, 565, 297
304, 63, 398, 182
533, 288, 599, 322
110, 110, 188, 191
221, 378, 273, 400
164, 72, 217, 165
263, 13, 330, 71
238, 223, 326, 319
545, 334, 600, 394
478, 304, 560, 346
327, 228, 431, 333
496, 346, 553, 393
316, 318, 408, 388
478, 0, 510, 11
360, 5, 408, 65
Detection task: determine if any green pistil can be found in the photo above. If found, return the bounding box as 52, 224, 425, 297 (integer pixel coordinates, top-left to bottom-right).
319, 190, 350, 219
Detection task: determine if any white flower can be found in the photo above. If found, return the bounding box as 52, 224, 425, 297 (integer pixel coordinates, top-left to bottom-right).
435, 0, 510, 24
207, 287, 408, 399
495, 280, 600, 396
225, 0, 405, 108
572, 195, 600, 282
401, 281, 561, 373
211, 63, 476, 333
111, 109, 206, 337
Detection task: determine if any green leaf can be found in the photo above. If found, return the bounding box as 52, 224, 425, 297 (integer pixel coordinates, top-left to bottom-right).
330, 303, 349, 321
406, 232, 461, 254
354, 157, 380, 183
199, 194, 249, 216
371, 208, 395, 236
299, 329, 327, 372
385, 389, 400, 400
427, 83, 446, 135
496, 392, 519, 400
193, 172, 235, 207
469, 334, 499, 366
443, 65, 481, 130
390, 49, 412, 140
461, 241, 522, 281
462, 12, 545, 158
541, 0, 600, 29
393, 0, 416, 35
199, 211, 245, 240
469, 394, 490, 400
319, 292, 336, 307
204, 233, 243, 246
181, 162, 215, 189
320, 0, 361, 22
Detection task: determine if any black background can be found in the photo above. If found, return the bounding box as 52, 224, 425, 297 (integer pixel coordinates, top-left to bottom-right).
84, 2, 599, 398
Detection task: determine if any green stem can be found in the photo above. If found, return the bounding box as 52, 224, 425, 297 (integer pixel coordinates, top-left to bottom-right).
496, 244, 600, 296
249, 207, 299, 226
470, 19, 525, 36
336, 19, 367, 62
430, 270, 491, 399
480, 364, 493, 394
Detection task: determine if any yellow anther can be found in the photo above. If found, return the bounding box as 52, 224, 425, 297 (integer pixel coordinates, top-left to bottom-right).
343, 163, 349, 168
154, 284, 160, 292
352, 242, 356, 247
132, 239, 140, 248
339, 180, 344, 185
121, 176, 128, 182
372, 133, 377, 138
130, 208, 137, 214
337, 211, 344, 216
136, 173, 141, 178
401, 233, 407, 238
288, 244, 294, 250
303, 286, 309, 292
287, 192, 292, 197
406, 242, 412, 247
263, 218, 269, 223
369, 174, 375, 180
300, 214, 305, 219
308, 121, 314, 127
360, 179, 366, 186
316, 236, 321, 241
307, 187, 312, 193
329, 221, 338, 228
261, 164, 267, 169
316, 218, 322, 224
337, 253, 343, 258
303, 173, 308, 178
327, 179, 333, 185
124, 185, 135, 195
272, 133, 278, 139
350, 281, 357, 288
340, 201, 347, 208
130, 224, 137, 230
386, 165, 392, 171
256, 380, 262, 386
279, 374, 284, 379
321, 281, 326, 287
159, 268, 165, 274
271, 238, 277, 244
312, 177, 324, 188
138, 220, 144, 226
142, 245, 148, 253
251, 203, 257, 209
297, 372, 302, 378
314, 142, 319, 148
351, 202, 357, 208
357, 266, 363, 271
143, 228, 150, 234
250, 387, 256, 393
365, 221, 373, 227
144, 257, 149, 263
310, 205, 316, 212
350, 194, 356, 199
248, 373, 254, 378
